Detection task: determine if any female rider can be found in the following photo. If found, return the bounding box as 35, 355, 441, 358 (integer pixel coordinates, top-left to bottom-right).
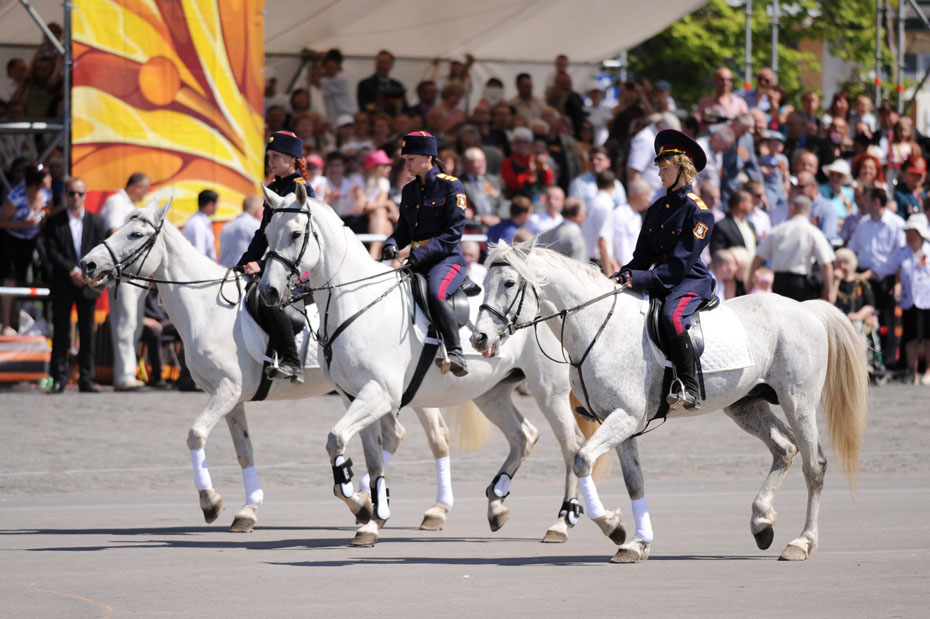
617, 129, 713, 409
238, 131, 312, 380
381, 131, 469, 376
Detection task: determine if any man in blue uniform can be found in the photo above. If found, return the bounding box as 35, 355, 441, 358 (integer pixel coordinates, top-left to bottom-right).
618, 130, 715, 409
381, 131, 469, 376
238, 131, 313, 379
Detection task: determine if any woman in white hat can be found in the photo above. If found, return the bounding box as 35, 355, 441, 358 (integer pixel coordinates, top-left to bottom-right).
819, 158, 855, 221
872, 213, 930, 384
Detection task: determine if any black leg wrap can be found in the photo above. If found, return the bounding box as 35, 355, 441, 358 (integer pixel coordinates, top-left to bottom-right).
372, 476, 390, 521
558, 498, 583, 527
485, 472, 511, 500
332, 457, 354, 485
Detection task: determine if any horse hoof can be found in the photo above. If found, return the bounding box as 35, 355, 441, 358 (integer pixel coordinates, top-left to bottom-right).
420, 504, 450, 531
351, 522, 379, 547
230, 505, 258, 533
542, 521, 569, 543
610, 539, 650, 563
778, 542, 809, 561
753, 525, 774, 550
199, 489, 222, 524
488, 504, 510, 532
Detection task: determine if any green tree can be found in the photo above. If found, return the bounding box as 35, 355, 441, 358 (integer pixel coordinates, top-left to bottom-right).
627, 0, 883, 112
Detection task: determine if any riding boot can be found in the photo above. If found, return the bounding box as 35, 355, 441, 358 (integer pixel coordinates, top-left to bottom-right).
262, 304, 301, 380
667, 332, 701, 410
429, 297, 468, 377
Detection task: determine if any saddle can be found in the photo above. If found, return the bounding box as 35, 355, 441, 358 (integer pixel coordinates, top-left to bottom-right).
409, 272, 480, 330
645, 290, 720, 359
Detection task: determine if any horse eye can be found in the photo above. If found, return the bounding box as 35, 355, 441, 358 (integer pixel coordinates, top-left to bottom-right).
503, 279, 516, 288
290, 230, 302, 240
129, 231, 144, 239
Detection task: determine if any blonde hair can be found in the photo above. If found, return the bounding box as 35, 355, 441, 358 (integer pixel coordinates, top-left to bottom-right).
835, 247, 858, 271
658, 153, 697, 184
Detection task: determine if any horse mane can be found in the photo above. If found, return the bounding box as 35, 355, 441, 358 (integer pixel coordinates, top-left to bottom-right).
486, 241, 614, 292
128, 208, 226, 278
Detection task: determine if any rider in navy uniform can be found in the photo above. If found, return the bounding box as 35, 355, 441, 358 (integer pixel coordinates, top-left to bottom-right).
381, 131, 469, 376
618, 129, 714, 409
238, 131, 314, 379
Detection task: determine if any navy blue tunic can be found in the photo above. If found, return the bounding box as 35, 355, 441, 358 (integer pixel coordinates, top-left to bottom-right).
385, 166, 467, 300
623, 184, 716, 337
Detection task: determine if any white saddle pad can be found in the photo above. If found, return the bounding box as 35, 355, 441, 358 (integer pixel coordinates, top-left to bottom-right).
237, 299, 321, 370
643, 295, 753, 374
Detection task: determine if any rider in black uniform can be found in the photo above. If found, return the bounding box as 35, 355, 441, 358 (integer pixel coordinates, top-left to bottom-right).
238, 131, 313, 379
381, 132, 470, 376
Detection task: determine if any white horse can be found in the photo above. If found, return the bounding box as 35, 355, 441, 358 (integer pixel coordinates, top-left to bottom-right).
256, 185, 589, 546
80, 199, 459, 534
471, 242, 869, 562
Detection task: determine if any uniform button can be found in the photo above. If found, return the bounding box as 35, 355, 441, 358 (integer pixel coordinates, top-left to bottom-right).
415, 223, 418, 226
649, 228, 653, 232
660, 225, 664, 229
665, 204, 669, 208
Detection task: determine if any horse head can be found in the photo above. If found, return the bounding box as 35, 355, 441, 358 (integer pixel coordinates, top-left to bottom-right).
471, 241, 542, 358
258, 182, 319, 306
81, 197, 172, 291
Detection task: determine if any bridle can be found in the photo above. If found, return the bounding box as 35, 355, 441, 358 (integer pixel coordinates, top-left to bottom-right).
99, 213, 243, 303
264, 205, 322, 293
477, 261, 530, 336
100, 215, 165, 294
479, 259, 630, 421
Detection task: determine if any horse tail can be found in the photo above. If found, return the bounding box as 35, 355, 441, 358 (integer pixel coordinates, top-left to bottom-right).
804, 300, 869, 490
570, 392, 612, 483
449, 401, 491, 452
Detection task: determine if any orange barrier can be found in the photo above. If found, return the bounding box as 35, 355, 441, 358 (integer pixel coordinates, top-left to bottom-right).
0, 335, 50, 383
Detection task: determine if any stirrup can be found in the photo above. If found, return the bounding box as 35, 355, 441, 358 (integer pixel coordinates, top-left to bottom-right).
666, 376, 700, 410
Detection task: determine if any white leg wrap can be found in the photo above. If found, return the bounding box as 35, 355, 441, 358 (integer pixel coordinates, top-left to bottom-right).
191, 448, 212, 491
374, 476, 390, 520
493, 473, 511, 498
578, 475, 606, 520
242, 466, 263, 506
632, 497, 653, 543
435, 456, 453, 508
334, 454, 354, 497
359, 450, 391, 493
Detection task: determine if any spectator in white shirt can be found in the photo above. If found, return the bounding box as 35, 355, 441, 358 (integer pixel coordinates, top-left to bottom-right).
99, 171, 150, 391
463, 241, 487, 284
310, 48, 358, 123
182, 189, 218, 261
581, 170, 619, 276
219, 195, 262, 267
568, 146, 628, 209
627, 112, 682, 202
526, 185, 564, 235
613, 177, 649, 266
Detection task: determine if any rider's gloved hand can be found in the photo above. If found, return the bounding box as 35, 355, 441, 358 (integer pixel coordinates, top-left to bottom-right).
403, 253, 418, 267
380, 244, 398, 261
615, 268, 632, 287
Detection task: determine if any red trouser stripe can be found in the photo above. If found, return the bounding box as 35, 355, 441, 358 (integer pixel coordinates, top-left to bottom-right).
437, 264, 461, 301
672, 293, 698, 335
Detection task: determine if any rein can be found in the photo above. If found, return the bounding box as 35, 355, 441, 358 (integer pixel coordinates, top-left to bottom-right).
101, 215, 245, 305
481, 260, 628, 418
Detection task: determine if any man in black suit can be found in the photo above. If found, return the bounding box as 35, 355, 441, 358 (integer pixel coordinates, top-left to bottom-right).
43, 177, 107, 393
710, 188, 757, 256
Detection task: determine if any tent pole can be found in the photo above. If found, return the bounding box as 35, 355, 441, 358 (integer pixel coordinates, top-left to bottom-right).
771, 0, 779, 82
63, 0, 72, 177
898, 0, 905, 113
17, 0, 65, 56
876, 0, 883, 106
744, 0, 753, 92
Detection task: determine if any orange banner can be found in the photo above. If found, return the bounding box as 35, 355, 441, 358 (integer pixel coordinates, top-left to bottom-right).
71, 0, 264, 224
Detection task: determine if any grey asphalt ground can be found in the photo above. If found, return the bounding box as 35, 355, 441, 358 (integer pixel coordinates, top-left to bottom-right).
1, 382, 928, 618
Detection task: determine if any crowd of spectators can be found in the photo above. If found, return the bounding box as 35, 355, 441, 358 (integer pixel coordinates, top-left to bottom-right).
4, 45, 930, 387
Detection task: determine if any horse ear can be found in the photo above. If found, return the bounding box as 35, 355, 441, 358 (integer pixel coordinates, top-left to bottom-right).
155, 197, 171, 223
261, 184, 283, 210
296, 182, 307, 206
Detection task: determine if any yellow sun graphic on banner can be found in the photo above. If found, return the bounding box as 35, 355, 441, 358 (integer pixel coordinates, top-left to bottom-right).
71, 0, 264, 223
